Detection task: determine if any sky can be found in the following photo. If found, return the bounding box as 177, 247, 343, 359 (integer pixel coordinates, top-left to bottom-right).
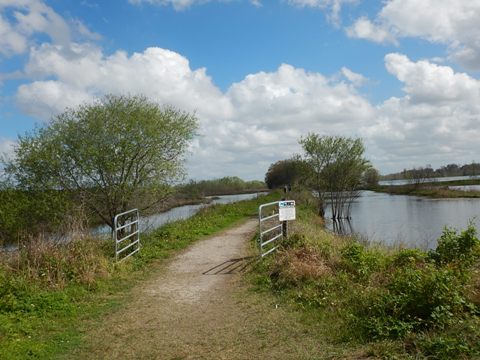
0, 0, 479, 181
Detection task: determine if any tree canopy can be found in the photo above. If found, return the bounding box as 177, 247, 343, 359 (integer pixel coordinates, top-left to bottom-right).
6, 94, 198, 229
299, 134, 370, 219
264, 157, 306, 189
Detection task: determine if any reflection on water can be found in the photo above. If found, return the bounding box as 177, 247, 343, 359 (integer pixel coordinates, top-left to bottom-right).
326, 191, 480, 249
331, 219, 353, 236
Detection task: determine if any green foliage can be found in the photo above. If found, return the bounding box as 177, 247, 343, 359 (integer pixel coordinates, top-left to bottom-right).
391, 248, 427, 267
0, 187, 72, 244
429, 224, 480, 267
299, 134, 370, 219
356, 265, 474, 339
362, 167, 380, 188
411, 318, 480, 359
253, 205, 480, 359
264, 157, 307, 189
5, 94, 198, 230
177, 176, 266, 197
340, 242, 381, 280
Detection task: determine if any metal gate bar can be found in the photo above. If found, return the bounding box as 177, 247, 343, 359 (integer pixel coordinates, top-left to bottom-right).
114, 208, 140, 262
258, 201, 283, 257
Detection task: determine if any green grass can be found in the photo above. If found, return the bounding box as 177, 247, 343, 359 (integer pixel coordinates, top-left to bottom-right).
0, 191, 278, 359
250, 190, 480, 359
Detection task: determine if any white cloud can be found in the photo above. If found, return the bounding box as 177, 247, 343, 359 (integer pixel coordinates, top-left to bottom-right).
0, 137, 16, 161
5, 0, 480, 181
346, 16, 397, 45
340, 66, 367, 86
347, 0, 480, 70
19, 44, 233, 121
288, 0, 356, 26
129, 0, 263, 10
384, 53, 480, 104
13, 40, 480, 178
128, 0, 203, 11
367, 53, 480, 170
14, 42, 376, 179
0, 0, 99, 57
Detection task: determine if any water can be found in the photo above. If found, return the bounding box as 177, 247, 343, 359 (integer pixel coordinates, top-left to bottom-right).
449, 185, 480, 191
92, 192, 265, 236
326, 191, 480, 249
379, 175, 478, 186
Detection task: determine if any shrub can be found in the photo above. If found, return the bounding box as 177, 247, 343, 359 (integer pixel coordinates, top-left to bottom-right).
392, 248, 427, 268
340, 242, 380, 280
355, 264, 475, 339
428, 224, 480, 267
411, 317, 480, 360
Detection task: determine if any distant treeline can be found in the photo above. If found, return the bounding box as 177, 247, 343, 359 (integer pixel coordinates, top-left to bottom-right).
177, 176, 266, 197
381, 162, 480, 180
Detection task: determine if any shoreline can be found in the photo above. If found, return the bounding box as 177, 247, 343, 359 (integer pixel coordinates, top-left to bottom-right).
369, 179, 480, 198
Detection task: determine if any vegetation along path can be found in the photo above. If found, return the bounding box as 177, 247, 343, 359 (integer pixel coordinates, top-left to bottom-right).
71, 219, 324, 359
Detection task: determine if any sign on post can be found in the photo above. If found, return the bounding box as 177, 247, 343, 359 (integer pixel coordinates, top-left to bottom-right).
279, 200, 296, 221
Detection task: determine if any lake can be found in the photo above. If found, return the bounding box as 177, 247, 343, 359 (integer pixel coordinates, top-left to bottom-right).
325, 190, 480, 249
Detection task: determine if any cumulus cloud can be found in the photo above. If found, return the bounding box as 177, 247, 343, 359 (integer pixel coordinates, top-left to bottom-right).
14, 42, 377, 179
347, 0, 480, 70
340, 67, 367, 86
4, 2, 480, 179
0, 0, 99, 57
367, 53, 480, 170
12, 36, 480, 178
384, 53, 480, 104
19, 44, 233, 121
345, 16, 397, 45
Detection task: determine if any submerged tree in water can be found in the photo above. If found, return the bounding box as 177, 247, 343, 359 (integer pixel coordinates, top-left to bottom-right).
300, 134, 370, 220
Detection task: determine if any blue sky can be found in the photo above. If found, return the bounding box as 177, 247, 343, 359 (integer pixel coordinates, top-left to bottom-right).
1, 0, 480, 180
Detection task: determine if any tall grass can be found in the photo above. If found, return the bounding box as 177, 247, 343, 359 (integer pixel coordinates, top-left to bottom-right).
252, 190, 480, 359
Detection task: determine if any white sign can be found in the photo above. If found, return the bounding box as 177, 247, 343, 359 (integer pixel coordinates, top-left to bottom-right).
279, 200, 296, 221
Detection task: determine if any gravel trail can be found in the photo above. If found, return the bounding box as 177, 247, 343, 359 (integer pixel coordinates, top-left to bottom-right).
73, 219, 325, 359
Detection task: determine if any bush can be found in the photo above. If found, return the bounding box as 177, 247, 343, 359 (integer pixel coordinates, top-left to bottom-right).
355, 264, 475, 340
340, 242, 380, 280
411, 317, 480, 359
429, 224, 480, 267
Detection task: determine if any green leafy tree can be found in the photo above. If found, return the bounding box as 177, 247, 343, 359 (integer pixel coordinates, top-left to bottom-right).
6, 94, 198, 230
264, 157, 307, 189
363, 167, 380, 188
299, 134, 369, 219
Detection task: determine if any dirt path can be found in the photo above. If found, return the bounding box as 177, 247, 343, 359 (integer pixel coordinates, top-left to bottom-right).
72, 219, 327, 359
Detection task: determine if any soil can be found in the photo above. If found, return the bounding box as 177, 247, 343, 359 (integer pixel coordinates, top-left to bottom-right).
70, 219, 330, 359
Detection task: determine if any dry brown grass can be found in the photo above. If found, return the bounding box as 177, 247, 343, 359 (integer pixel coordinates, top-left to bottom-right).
275, 246, 331, 284
1, 205, 110, 289
2, 236, 110, 289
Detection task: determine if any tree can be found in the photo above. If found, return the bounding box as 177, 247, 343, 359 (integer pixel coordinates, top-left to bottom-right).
299, 134, 369, 220
264, 157, 307, 189
409, 165, 434, 188
363, 167, 380, 188
6, 94, 198, 230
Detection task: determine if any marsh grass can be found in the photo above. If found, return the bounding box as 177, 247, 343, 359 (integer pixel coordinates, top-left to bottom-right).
251, 190, 480, 359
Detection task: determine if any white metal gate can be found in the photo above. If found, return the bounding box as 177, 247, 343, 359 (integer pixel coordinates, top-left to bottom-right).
258, 201, 284, 257
114, 209, 140, 262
